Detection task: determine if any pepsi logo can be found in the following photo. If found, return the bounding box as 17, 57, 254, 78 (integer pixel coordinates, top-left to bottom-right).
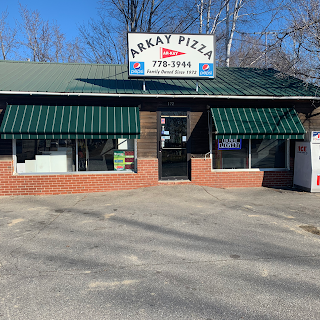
202, 64, 210, 71
130, 61, 144, 75
199, 63, 213, 77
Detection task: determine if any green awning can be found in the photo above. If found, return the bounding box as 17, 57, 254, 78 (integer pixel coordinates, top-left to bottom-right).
0, 105, 140, 139
211, 107, 305, 139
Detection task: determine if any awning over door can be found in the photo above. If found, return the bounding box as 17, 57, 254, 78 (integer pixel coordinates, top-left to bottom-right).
211, 107, 305, 139
0, 105, 140, 139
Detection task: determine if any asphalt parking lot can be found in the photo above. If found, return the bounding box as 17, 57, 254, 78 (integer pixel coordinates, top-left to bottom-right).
0, 185, 320, 320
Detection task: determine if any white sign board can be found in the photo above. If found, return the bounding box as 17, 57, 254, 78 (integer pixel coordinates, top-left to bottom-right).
128, 33, 215, 79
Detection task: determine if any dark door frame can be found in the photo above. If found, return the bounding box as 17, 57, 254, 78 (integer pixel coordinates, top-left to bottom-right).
157, 109, 191, 180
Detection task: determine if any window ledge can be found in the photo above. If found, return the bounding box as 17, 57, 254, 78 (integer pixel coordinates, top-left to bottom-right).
13, 170, 136, 176
211, 168, 289, 172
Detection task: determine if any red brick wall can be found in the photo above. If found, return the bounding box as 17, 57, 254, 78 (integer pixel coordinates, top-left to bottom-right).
191, 158, 294, 188
0, 159, 158, 196
0, 157, 294, 196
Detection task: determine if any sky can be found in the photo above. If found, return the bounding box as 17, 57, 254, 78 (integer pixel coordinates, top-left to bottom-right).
1, 0, 291, 64
2, 0, 99, 41
3, 0, 282, 41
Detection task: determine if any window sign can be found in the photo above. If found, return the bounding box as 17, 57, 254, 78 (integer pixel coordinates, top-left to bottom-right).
218, 139, 242, 150
114, 150, 134, 171
128, 33, 215, 79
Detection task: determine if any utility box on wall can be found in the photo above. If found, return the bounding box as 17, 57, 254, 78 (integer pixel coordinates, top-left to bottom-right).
294, 131, 320, 192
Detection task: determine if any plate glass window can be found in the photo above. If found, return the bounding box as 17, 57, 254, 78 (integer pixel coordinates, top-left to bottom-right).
15, 139, 136, 173
213, 139, 249, 169
212, 138, 287, 170
251, 139, 285, 168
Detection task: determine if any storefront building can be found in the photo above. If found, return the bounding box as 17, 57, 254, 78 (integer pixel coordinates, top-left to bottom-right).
0, 60, 319, 196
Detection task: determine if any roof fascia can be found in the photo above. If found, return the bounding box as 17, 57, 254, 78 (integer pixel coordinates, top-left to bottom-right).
0, 91, 319, 101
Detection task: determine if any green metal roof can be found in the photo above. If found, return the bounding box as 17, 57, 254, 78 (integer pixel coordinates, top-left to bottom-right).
0, 105, 140, 139
0, 60, 319, 98
211, 107, 306, 139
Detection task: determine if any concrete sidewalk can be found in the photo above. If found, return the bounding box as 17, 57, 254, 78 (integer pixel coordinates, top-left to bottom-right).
0, 185, 320, 319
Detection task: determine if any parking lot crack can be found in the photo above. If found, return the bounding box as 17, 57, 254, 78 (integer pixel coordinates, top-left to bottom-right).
72, 194, 88, 206
200, 186, 222, 201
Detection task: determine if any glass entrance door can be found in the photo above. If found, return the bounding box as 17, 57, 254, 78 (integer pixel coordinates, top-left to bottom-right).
159, 111, 189, 180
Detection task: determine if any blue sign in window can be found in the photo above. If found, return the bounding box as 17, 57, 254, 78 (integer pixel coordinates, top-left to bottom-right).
218, 139, 242, 150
